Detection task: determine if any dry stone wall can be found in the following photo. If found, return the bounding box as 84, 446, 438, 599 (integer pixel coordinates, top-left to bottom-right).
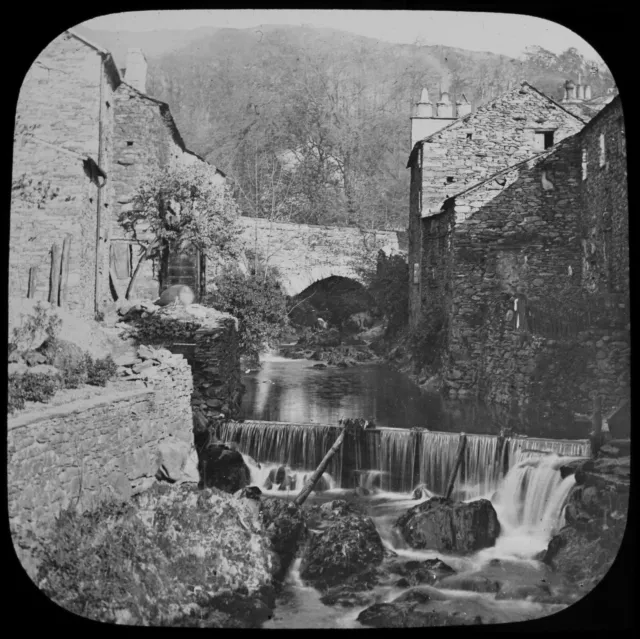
8, 354, 193, 536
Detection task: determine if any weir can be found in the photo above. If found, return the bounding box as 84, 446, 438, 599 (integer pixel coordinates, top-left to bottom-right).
216, 420, 591, 496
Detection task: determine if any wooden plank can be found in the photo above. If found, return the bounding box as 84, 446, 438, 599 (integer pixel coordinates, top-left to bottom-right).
445, 433, 467, 499
48, 243, 62, 306
27, 267, 38, 298
59, 234, 72, 308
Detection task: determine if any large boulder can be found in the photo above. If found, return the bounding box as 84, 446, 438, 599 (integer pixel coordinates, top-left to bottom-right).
198, 443, 251, 493
395, 497, 500, 554
156, 438, 192, 483
299, 513, 385, 590
259, 498, 307, 580
155, 285, 195, 307
388, 558, 456, 587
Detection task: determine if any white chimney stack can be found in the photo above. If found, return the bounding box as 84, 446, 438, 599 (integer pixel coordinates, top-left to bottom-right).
436, 91, 453, 118
416, 87, 433, 117
584, 85, 592, 100
410, 87, 457, 150
456, 94, 472, 117
125, 48, 147, 93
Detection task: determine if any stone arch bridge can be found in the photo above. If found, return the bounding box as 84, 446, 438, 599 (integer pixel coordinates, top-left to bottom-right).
238, 216, 404, 296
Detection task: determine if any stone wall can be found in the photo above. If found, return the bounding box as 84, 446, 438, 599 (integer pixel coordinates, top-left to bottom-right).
434, 98, 629, 415
8, 355, 193, 536
409, 82, 586, 328
239, 216, 401, 296
11, 31, 119, 320
122, 304, 244, 439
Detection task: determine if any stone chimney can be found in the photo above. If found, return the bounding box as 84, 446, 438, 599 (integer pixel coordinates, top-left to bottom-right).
563, 79, 576, 102
436, 91, 453, 118
125, 48, 147, 93
416, 87, 433, 117
456, 94, 472, 117
584, 84, 592, 100
576, 84, 584, 100
410, 87, 456, 148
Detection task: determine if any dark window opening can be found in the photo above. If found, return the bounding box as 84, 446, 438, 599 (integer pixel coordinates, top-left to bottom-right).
106, 101, 111, 108
543, 132, 554, 149
446, 176, 455, 184
466, 133, 473, 140
127, 141, 134, 146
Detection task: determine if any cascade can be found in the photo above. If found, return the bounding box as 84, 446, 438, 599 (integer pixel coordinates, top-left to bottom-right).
215, 420, 590, 496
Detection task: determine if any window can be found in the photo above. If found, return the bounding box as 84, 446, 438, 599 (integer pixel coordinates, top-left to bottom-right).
534, 130, 555, 151
599, 133, 606, 167
466, 133, 473, 140
582, 148, 588, 180
127, 141, 134, 146
446, 176, 455, 184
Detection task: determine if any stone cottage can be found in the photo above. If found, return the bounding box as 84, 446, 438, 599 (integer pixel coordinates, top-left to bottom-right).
10, 29, 121, 320
418, 95, 628, 416
407, 82, 589, 330
111, 48, 227, 303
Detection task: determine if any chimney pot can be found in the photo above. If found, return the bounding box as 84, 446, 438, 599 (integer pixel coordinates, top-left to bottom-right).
584, 85, 592, 100
436, 91, 453, 118
125, 48, 147, 93
576, 84, 584, 100
416, 87, 433, 117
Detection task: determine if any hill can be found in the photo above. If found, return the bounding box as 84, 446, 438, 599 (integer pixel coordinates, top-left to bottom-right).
76, 24, 615, 230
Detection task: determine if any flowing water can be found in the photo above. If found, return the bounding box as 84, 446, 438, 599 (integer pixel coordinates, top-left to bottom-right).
234, 355, 589, 627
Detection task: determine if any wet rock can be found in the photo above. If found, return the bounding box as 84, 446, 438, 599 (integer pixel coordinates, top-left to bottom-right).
198, 443, 251, 493
412, 484, 432, 500
302, 473, 330, 493
437, 573, 501, 594
319, 567, 383, 607
259, 498, 307, 581
312, 363, 327, 369
395, 497, 500, 554
267, 466, 287, 486
234, 486, 262, 501
299, 513, 385, 590
388, 558, 455, 586
319, 499, 361, 519
357, 599, 484, 628
278, 474, 297, 492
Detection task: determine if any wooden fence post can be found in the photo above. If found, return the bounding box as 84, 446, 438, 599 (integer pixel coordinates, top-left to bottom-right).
27, 267, 38, 298
49, 243, 62, 306
59, 234, 72, 308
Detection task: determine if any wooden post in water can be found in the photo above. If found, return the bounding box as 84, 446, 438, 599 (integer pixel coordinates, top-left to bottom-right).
294, 426, 346, 506
49, 243, 62, 306
445, 433, 467, 500
27, 267, 38, 298
59, 235, 71, 308
591, 395, 603, 458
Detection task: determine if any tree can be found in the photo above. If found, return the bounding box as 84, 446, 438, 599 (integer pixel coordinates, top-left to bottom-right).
117, 162, 242, 299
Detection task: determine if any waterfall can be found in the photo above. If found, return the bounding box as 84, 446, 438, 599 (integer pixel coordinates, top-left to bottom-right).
215, 420, 590, 497
491, 454, 578, 556
217, 420, 344, 486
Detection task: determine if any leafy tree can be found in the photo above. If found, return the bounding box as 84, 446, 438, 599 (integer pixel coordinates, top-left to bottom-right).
118, 162, 242, 299
205, 264, 289, 362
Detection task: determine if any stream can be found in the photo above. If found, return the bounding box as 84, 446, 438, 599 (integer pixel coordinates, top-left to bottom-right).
233, 354, 588, 627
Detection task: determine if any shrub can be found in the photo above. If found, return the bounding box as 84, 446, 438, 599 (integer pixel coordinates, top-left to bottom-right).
8, 371, 62, 413
86, 354, 118, 387
39, 338, 89, 389
367, 253, 409, 336
10, 301, 62, 355
206, 266, 288, 362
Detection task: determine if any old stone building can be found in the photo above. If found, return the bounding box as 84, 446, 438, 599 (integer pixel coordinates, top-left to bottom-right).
11, 32, 227, 318
407, 82, 589, 330
10, 29, 121, 320
417, 96, 628, 416
111, 48, 227, 303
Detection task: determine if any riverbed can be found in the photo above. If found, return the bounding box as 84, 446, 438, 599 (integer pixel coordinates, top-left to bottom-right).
234, 354, 588, 627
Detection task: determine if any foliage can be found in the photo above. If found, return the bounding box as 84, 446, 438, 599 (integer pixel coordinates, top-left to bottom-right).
33, 485, 275, 627
86, 354, 118, 387
206, 265, 289, 362
10, 301, 62, 354
118, 162, 243, 294
7, 371, 62, 413
366, 252, 409, 336
410, 311, 447, 371
39, 338, 89, 388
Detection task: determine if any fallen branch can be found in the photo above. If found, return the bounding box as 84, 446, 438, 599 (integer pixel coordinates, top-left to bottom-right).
445, 433, 467, 500
294, 423, 347, 506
